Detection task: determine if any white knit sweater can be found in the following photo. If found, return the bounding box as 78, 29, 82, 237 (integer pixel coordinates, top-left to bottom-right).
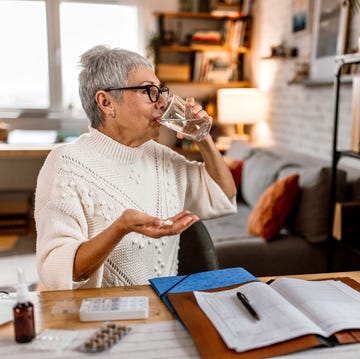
35, 128, 236, 290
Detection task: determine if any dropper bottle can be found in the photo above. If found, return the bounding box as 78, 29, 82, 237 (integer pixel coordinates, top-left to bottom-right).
13, 268, 36, 343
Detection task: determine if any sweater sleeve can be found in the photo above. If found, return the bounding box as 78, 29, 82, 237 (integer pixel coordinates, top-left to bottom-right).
34, 149, 102, 290
184, 163, 237, 219
164, 146, 237, 220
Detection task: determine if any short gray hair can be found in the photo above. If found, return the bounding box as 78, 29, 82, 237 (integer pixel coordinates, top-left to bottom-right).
78, 45, 154, 128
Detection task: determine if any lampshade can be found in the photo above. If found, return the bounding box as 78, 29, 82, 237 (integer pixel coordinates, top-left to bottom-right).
217, 88, 266, 124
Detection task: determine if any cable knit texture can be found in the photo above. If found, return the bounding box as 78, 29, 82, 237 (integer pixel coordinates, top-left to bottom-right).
35, 128, 236, 290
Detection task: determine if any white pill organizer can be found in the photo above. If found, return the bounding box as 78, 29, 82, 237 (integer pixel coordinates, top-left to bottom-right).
79, 296, 149, 322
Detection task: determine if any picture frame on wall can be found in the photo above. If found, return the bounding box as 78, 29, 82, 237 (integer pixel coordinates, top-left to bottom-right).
292, 0, 310, 35
310, 0, 349, 81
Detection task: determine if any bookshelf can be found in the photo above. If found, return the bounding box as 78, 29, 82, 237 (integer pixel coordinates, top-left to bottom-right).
328, 53, 360, 271
152, 11, 252, 87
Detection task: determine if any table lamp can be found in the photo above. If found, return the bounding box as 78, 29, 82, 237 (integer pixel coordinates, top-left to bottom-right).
216, 88, 266, 137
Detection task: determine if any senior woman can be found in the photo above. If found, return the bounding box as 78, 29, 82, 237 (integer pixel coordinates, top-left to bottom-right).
34, 45, 237, 290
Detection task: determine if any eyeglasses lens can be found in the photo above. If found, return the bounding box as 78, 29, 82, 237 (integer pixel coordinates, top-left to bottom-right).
148, 86, 168, 102
149, 86, 159, 102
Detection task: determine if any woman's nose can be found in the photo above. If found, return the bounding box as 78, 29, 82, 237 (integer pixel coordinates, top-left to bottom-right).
156, 94, 167, 109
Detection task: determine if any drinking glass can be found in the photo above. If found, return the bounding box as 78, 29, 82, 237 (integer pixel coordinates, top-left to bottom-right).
160, 94, 212, 142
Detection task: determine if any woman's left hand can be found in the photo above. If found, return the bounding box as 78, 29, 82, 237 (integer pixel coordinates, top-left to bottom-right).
118, 209, 199, 238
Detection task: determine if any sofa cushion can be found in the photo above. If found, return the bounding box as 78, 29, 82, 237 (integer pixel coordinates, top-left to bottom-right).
203, 203, 255, 244
278, 165, 346, 244
215, 234, 328, 277
223, 157, 244, 189
241, 150, 289, 207
224, 140, 253, 160
247, 174, 300, 240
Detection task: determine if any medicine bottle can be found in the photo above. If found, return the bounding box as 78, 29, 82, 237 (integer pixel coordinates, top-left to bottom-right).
13, 268, 36, 343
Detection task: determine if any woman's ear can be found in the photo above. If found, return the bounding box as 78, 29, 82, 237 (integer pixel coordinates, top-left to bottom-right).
95, 90, 115, 118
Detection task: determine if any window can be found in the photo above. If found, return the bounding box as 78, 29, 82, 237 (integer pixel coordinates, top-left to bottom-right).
0, 1, 49, 109
60, 2, 139, 112
0, 0, 140, 116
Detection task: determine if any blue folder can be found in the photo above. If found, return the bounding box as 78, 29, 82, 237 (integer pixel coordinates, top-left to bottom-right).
149, 267, 258, 313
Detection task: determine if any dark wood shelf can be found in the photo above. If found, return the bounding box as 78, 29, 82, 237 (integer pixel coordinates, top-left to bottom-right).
153, 11, 248, 20
335, 53, 360, 65
289, 75, 355, 87
160, 45, 250, 54
336, 150, 360, 160
160, 81, 251, 88
261, 56, 297, 60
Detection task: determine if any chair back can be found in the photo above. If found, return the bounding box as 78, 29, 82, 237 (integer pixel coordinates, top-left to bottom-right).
178, 220, 219, 275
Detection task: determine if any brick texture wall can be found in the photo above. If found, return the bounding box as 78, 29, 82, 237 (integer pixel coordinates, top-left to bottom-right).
251, 0, 360, 168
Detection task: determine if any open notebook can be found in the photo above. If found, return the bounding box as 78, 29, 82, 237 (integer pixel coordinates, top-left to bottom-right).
168, 277, 360, 359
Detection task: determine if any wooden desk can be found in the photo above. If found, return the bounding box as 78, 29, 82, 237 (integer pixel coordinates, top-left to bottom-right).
1, 271, 360, 338
0, 144, 56, 159
0, 285, 174, 337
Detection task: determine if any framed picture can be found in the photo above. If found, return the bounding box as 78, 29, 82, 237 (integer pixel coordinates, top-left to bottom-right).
310, 0, 349, 80
292, 0, 310, 35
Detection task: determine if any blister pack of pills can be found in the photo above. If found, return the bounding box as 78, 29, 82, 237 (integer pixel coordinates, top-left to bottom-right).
78, 321, 131, 353
29, 329, 78, 352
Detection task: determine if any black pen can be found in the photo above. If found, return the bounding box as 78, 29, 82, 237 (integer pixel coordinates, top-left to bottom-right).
236, 292, 260, 321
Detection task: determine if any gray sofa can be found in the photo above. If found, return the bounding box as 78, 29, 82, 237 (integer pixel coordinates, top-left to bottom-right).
203, 140, 360, 277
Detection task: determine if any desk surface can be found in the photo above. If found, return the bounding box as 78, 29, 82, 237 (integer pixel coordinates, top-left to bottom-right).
0, 144, 57, 158
0, 284, 174, 336
1, 271, 360, 337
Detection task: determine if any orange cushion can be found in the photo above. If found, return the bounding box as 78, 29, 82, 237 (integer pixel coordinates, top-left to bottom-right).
247, 174, 300, 240
223, 157, 244, 189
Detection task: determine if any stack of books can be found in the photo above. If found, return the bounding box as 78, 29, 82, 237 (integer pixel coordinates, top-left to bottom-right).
210, 0, 252, 17
191, 30, 223, 45
211, 2, 241, 17
193, 51, 238, 83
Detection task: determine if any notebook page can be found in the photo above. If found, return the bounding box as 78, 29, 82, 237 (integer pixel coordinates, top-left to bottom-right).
194, 282, 324, 352
270, 278, 360, 337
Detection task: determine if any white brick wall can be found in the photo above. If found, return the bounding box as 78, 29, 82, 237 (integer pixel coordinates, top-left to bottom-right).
251, 0, 360, 168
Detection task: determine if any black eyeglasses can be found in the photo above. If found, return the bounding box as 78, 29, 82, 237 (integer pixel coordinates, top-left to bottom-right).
104, 84, 169, 103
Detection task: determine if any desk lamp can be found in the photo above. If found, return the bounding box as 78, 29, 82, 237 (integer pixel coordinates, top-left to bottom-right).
216, 88, 266, 139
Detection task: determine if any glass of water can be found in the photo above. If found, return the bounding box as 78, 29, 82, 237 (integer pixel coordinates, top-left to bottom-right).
160, 94, 212, 142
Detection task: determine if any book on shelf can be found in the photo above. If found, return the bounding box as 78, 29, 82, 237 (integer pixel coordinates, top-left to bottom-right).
240, 0, 253, 15
168, 276, 360, 359
191, 30, 223, 45
210, 0, 252, 17
228, 19, 247, 49
193, 51, 238, 83
211, 5, 241, 18
351, 76, 360, 152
